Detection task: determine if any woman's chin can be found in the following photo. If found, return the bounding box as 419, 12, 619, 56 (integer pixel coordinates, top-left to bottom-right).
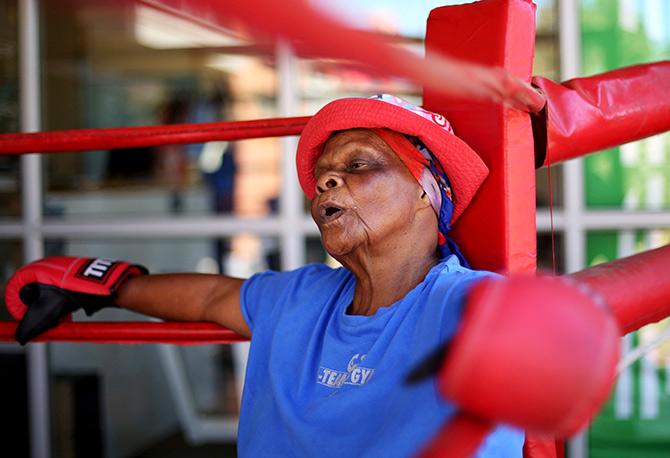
321, 235, 357, 259
323, 243, 353, 259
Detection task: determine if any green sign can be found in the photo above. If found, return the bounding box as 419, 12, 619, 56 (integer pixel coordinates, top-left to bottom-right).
582, 1, 670, 456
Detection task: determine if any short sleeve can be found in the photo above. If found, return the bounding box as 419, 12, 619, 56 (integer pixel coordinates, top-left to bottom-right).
240, 270, 288, 333
240, 264, 339, 333
475, 424, 524, 457
427, 258, 502, 344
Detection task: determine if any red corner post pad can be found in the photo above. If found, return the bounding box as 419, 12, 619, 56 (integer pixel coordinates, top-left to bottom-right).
533, 61, 670, 166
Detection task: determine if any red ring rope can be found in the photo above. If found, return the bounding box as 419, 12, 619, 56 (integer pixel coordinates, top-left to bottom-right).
0, 116, 308, 345
0, 321, 247, 344
0, 116, 310, 155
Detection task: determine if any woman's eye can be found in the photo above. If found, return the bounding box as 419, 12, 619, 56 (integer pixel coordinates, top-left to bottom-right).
349, 161, 365, 170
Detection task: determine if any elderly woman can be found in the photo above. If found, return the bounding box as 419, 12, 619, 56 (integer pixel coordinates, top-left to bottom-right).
8, 95, 523, 456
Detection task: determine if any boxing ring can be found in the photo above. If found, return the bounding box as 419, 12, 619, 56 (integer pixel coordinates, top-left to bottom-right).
2, 0, 670, 457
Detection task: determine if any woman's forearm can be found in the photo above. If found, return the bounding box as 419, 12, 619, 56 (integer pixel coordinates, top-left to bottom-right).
114, 273, 249, 336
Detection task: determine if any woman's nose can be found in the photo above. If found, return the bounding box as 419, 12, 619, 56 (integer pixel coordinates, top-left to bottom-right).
316, 172, 343, 194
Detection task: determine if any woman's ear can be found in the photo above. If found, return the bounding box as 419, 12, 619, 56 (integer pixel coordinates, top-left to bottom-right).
419, 190, 432, 208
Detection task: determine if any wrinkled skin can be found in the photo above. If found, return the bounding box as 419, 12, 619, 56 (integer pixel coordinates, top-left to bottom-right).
310, 129, 439, 316
311, 129, 422, 257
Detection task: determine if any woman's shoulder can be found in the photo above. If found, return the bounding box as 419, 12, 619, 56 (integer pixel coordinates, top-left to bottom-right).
241, 263, 352, 331
434, 255, 501, 280
422, 255, 502, 303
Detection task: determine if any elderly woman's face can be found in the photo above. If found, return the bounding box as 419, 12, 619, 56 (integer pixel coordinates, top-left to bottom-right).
311, 129, 426, 258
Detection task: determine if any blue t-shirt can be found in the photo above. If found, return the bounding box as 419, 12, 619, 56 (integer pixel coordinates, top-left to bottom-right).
238, 255, 523, 457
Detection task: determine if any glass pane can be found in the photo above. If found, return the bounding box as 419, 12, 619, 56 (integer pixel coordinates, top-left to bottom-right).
312, 0, 558, 42
536, 231, 564, 274
536, 163, 563, 208
579, 18, 670, 455
0, 156, 20, 219
305, 235, 340, 266
297, 55, 421, 118
584, 135, 670, 210
312, 0, 464, 38
534, 0, 560, 207
40, 1, 281, 219
587, 229, 670, 457
297, 1, 484, 116
44, 138, 281, 220
581, 0, 670, 210
0, 0, 19, 133
533, 0, 559, 80
0, 0, 21, 218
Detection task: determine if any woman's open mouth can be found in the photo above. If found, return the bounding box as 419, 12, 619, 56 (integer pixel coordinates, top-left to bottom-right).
320, 204, 344, 224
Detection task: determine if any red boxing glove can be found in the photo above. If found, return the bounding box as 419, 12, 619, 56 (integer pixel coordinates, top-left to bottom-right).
5, 256, 147, 345
438, 276, 620, 437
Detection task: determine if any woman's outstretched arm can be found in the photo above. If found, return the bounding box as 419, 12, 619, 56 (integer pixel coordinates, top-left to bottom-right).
115, 274, 250, 338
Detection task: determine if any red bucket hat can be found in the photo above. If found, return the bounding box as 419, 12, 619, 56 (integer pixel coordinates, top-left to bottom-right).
296, 94, 488, 223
